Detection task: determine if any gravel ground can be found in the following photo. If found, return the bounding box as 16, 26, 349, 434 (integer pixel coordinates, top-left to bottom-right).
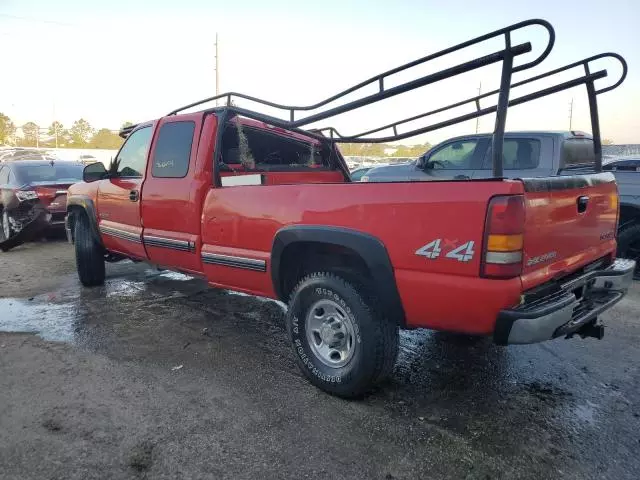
0, 239, 76, 298
0, 241, 639, 480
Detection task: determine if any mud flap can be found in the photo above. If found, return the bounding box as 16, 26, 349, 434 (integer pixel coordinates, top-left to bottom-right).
0, 210, 51, 252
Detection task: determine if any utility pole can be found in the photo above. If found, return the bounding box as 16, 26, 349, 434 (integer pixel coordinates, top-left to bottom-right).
214, 33, 219, 106
53, 102, 58, 148
568, 98, 574, 130
475, 81, 482, 133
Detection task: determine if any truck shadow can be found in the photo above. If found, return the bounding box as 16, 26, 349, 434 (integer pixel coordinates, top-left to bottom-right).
368, 328, 577, 458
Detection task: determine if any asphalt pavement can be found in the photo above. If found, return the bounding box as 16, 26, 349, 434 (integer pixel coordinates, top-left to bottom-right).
0, 242, 639, 479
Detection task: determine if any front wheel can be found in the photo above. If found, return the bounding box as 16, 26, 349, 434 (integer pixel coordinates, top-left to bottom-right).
1, 208, 17, 252
74, 212, 105, 286
286, 272, 398, 398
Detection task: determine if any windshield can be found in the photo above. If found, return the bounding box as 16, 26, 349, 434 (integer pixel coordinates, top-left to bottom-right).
14, 163, 84, 185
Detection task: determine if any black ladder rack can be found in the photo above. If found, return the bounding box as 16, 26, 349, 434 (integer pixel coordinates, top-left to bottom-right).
122, 19, 626, 177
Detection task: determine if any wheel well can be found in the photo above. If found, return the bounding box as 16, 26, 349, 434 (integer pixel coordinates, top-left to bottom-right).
66, 205, 86, 243
278, 241, 372, 302
619, 204, 640, 229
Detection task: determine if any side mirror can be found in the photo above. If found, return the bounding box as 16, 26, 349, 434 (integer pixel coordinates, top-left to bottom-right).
417, 156, 427, 169
83, 162, 108, 183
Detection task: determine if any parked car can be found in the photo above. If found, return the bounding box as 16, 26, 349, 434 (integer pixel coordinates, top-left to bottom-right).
603, 156, 640, 277
349, 166, 375, 181
78, 154, 98, 165
361, 131, 597, 182
0, 148, 47, 163
0, 160, 84, 251
362, 136, 640, 276
65, 20, 633, 398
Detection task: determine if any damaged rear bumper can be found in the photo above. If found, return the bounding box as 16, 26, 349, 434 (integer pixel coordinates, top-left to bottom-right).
494, 258, 635, 345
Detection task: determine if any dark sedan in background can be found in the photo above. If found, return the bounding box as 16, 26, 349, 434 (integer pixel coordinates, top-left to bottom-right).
0, 159, 84, 251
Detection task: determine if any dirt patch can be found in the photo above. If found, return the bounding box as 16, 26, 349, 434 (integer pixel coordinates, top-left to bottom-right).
525, 381, 573, 403
128, 440, 154, 472
0, 240, 75, 298
42, 417, 63, 432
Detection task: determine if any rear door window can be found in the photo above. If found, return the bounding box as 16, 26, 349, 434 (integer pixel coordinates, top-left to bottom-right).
561, 138, 595, 168
151, 121, 196, 178
13, 164, 84, 184
481, 139, 541, 170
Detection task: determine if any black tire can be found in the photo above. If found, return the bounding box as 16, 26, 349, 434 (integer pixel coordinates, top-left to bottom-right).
0, 207, 14, 252
617, 222, 640, 278
74, 212, 105, 286
286, 272, 398, 398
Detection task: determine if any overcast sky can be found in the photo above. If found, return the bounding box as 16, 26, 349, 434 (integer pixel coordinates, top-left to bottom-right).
1, 0, 639, 144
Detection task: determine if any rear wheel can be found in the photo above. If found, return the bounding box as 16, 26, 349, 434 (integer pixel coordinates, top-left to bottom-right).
74, 212, 105, 286
286, 271, 398, 398
617, 222, 640, 279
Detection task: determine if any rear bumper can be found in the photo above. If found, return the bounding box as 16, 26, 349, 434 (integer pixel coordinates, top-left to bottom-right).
494, 258, 635, 345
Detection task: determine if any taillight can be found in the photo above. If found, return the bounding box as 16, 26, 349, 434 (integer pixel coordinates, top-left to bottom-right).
481, 195, 525, 279
34, 186, 57, 200
612, 188, 620, 236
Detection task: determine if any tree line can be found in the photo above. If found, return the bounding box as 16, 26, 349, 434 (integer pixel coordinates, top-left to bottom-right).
1, 112, 432, 156
0, 112, 617, 155
0, 113, 133, 150
338, 141, 432, 158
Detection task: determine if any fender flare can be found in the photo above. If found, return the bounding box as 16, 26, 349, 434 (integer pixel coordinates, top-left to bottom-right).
271, 225, 406, 326
66, 195, 104, 247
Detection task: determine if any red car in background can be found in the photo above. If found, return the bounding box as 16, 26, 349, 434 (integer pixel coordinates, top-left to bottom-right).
0, 159, 84, 251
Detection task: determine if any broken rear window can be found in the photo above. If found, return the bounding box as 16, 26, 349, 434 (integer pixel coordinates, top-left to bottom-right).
221, 120, 331, 171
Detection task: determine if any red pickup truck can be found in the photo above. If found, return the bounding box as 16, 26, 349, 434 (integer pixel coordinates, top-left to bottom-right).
65, 20, 634, 397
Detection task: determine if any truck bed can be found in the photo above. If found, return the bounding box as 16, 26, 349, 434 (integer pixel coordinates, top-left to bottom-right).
196, 173, 618, 334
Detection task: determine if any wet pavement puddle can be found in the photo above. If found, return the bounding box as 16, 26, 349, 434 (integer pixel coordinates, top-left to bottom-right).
0, 297, 79, 342
0, 268, 205, 343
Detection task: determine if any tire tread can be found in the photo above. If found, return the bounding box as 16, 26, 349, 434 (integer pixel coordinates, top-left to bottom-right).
287, 271, 398, 398
74, 213, 105, 286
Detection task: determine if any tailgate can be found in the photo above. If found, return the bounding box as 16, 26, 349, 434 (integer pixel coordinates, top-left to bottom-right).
520, 173, 618, 290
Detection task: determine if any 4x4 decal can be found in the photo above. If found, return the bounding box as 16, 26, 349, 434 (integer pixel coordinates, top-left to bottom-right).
415, 239, 475, 262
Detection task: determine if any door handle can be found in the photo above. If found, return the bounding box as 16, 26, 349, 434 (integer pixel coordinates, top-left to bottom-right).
129, 190, 139, 202
577, 195, 589, 213
454, 175, 470, 180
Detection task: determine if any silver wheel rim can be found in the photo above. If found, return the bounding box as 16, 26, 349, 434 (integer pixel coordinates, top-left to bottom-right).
2, 211, 10, 239
305, 299, 356, 368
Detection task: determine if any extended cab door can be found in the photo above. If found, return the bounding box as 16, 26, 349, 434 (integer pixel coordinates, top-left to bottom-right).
97, 125, 153, 259
139, 114, 205, 274
412, 137, 485, 180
